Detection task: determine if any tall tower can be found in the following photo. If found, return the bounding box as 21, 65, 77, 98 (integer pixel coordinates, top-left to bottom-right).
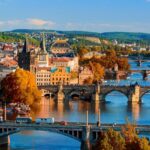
18, 36, 31, 70
37, 33, 49, 67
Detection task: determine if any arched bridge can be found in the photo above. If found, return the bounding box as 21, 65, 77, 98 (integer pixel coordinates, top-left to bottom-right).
0, 122, 102, 150
1, 123, 150, 150
38, 84, 150, 104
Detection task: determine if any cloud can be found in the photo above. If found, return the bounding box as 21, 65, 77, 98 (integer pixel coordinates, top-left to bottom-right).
27, 18, 55, 27
0, 19, 150, 33
0, 18, 56, 30
146, 0, 150, 2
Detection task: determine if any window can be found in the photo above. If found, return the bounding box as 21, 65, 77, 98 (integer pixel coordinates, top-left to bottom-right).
39, 55, 46, 61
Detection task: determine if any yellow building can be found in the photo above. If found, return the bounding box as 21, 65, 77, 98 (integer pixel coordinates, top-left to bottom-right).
50, 67, 71, 85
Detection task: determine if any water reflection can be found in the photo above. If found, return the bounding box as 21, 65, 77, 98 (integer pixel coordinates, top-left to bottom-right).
33, 95, 144, 125
127, 103, 141, 121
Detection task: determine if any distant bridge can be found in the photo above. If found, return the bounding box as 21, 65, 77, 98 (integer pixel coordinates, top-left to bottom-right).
1, 122, 150, 150
38, 84, 150, 104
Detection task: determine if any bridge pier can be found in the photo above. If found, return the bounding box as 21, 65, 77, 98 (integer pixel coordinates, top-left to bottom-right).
56, 84, 65, 103
81, 126, 91, 150
92, 84, 100, 104
128, 84, 140, 103
0, 136, 10, 146
137, 60, 141, 67
143, 70, 148, 80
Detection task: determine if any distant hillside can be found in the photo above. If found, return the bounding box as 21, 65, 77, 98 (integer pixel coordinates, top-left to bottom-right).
12, 29, 101, 37
10, 29, 150, 44
0, 32, 39, 45
100, 32, 150, 43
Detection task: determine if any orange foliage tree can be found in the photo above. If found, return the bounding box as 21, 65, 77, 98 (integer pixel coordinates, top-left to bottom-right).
1, 69, 41, 111
89, 61, 105, 83
93, 122, 150, 150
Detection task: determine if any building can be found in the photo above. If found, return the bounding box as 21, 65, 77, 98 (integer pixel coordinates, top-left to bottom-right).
50, 39, 72, 54
83, 51, 105, 59
36, 67, 51, 86
0, 55, 18, 84
50, 67, 71, 85
79, 67, 93, 85
18, 34, 78, 86
18, 37, 31, 70
51, 57, 78, 71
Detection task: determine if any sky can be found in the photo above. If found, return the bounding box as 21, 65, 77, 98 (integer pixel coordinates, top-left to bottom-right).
0, 0, 150, 33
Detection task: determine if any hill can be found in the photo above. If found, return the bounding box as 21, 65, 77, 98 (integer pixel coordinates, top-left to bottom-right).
5, 29, 150, 45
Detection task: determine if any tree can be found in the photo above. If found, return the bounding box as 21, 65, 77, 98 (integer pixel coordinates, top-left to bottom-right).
78, 48, 89, 58
89, 62, 105, 82
93, 128, 125, 150
93, 123, 150, 150
117, 58, 130, 71
1, 69, 41, 111
70, 71, 78, 79
83, 77, 93, 84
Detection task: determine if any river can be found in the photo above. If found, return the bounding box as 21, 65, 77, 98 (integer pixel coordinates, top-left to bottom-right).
2, 61, 150, 150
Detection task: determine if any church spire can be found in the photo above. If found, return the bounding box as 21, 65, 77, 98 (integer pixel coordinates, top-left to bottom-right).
22, 35, 29, 53
40, 33, 47, 53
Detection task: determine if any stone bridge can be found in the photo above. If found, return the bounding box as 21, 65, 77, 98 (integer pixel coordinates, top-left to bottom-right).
39, 84, 150, 104
130, 70, 150, 80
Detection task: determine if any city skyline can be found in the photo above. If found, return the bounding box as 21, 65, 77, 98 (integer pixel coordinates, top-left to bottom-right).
0, 0, 150, 33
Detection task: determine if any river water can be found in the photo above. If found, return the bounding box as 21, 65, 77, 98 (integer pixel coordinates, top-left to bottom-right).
2, 61, 150, 150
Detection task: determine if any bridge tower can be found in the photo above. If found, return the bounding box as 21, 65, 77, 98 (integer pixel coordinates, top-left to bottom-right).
56, 83, 65, 103
129, 83, 140, 103
92, 83, 100, 104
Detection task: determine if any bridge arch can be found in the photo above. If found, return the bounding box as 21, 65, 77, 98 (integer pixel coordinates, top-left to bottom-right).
65, 88, 90, 101
140, 90, 150, 102
102, 90, 128, 102
8, 128, 82, 142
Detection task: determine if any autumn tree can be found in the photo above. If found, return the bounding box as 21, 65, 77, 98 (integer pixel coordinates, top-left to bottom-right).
78, 47, 89, 58
117, 58, 130, 71
83, 77, 93, 84
89, 61, 105, 83
93, 123, 150, 150
1, 68, 41, 111
70, 71, 78, 79
93, 128, 125, 150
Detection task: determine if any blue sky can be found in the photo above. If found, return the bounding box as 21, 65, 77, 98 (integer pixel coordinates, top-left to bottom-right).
0, 0, 150, 33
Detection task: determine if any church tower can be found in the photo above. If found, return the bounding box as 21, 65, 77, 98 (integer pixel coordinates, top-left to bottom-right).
18, 36, 31, 70
37, 33, 49, 67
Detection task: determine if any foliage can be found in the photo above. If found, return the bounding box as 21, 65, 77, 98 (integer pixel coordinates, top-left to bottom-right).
70, 71, 78, 79
93, 128, 125, 150
78, 47, 89, 58
1, 69, 41, 111
83, 77, 93, 84
100, 32, 150, 45
89, 62, 105, 83
80, 50, 130, 72
93, 123, 150, 150
0, 32, 40, 46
